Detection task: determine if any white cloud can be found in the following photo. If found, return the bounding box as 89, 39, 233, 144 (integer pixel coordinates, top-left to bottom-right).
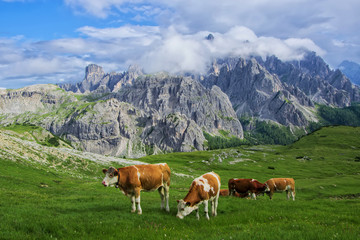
0, 24, 326, 89
140, 26, 324, 74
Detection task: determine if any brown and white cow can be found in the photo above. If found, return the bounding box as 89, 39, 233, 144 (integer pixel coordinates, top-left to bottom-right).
228, 178, 267, 200
265, 178, 295, 200
176, 172, 220, 220
102, 163, 171, 214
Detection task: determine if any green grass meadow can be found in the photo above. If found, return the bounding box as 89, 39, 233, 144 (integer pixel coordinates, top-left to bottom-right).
0, 126, 359, 239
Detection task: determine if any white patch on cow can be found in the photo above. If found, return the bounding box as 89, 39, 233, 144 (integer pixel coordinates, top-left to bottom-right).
176, 199, 199, 219
251, 179, 256, 182
133, 166, 140, 181
208, 172, 220, 194
135, 196, 142, 214
157, 163, 167, 166
194, 176, 211, 192
102, 172, 118, 187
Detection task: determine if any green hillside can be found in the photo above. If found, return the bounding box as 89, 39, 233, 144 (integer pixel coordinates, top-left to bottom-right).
0, 126, 359, 239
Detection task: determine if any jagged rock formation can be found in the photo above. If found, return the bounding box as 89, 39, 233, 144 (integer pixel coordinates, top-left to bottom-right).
203, 58, 316, 126
0, 72, 243, 157
2, 52, 359, 157
113, 73, 242, 137
202, 53, 360, 126
261, 53, 360, 107
61, 64, 143, 93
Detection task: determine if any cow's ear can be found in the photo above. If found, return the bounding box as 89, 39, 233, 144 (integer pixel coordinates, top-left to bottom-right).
177, 200, 180, 203
102, 169, 108, 174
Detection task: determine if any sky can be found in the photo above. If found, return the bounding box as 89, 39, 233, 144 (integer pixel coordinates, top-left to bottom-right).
0, 0, 359, 89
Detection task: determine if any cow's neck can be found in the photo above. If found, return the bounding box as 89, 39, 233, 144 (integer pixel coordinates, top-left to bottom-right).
183, 187, 201, 207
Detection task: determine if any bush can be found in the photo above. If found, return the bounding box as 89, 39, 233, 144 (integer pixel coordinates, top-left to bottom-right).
203, 132, 245, 150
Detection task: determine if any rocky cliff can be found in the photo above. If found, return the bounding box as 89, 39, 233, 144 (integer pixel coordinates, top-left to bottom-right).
0, 72, 243, 157
203, 58, 317, 126
202, 53, 360, 127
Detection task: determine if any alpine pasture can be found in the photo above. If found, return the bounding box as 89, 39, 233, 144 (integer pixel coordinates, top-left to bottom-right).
0, 126, 359, 239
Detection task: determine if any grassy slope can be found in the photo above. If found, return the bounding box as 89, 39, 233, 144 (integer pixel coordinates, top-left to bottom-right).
0, 126, 359, 239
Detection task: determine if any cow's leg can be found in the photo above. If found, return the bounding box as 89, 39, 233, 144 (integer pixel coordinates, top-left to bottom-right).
286, 190, 290, 200
211, 199, 215, 216
291, 190, 295, 201
268, 192, 273, 200
164, 184, 170, 212
130, 194, 136, 213
204, 200, 210, 220
212, 196, 219, 217
135, 188, 142, 215
158, 187, 165, 210
196, 208, 200, 220
251, 192, 257, 200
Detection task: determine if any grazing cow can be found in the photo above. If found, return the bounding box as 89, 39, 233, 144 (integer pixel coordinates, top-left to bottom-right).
102, 163, 171, 214
219, 189, 230, 196
228, 178, 267, 200
176, 172, 220, 220
219, 189, 248, 198
265, 178, 295, 200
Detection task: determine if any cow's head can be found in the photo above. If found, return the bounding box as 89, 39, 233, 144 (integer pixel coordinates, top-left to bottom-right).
102, 167, 119, 187
264, 183, 270, 192
176, 199, 198, 219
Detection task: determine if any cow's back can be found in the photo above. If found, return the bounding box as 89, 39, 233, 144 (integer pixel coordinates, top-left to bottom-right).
189, 172, 220, 201
203, 172, 220, 196
136, 163, 170, 191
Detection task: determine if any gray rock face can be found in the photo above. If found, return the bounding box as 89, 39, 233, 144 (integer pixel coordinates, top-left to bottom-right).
262, 53, 360, 107
203, 58, 316, 126
0, 70, 243, 157
0, 84, 76, 114
113, 74, 243, 138
202, 53, 360, 126
60, 64, 143, 94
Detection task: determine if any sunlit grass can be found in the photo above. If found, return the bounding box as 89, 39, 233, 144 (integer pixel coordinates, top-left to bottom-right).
0, 126, 359, 239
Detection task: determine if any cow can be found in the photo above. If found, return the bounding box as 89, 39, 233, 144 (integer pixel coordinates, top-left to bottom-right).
228, 178, 267, 200
102, 163, 171, 214
219, 189, 248, 198
176, 172, 220, 220
219, 189, 230, 196
264, 178, 295, 200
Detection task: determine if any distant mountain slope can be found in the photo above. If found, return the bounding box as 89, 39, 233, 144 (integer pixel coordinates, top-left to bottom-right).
0, 125, 146, 172
0, 75, 243, 157
339, 60, 360, 86
58, 52, 360, 129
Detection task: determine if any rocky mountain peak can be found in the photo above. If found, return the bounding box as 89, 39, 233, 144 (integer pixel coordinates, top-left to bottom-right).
85, 64, 104, 78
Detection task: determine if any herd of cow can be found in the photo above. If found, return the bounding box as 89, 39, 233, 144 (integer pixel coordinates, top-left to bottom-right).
102, 163, 296, 220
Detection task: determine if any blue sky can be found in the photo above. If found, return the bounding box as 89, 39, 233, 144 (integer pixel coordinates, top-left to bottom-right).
0, 0, 359, 89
